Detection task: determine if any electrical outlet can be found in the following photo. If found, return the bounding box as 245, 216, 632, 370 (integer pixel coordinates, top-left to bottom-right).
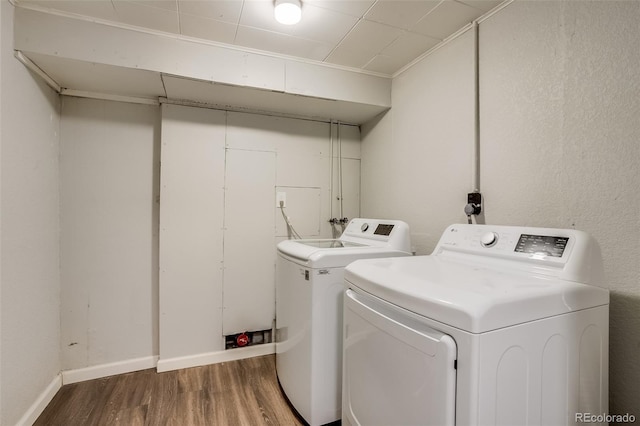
276, 192, 286, 208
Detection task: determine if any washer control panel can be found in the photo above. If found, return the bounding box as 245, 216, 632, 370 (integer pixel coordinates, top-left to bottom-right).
514, 234, 569, 258
341, 218, 411, 253
480, 232, 499, 248
433, 224, 604, 296
436, 224, 578, 263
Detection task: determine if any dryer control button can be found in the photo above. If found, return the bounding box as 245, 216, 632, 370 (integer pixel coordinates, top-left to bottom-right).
361, 223, 369, 232
481, 232, 498, 247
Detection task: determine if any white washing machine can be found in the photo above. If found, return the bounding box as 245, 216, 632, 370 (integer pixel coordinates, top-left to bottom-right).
276, 218, 412, 426
343, 224, 609, 426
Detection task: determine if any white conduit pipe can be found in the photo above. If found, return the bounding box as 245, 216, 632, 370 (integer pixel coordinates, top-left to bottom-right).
330, 121, 335, 219
338, 122, 344, 222
472, 20, 481, 194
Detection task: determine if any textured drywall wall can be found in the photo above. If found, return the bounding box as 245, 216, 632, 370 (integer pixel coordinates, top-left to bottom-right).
361, 31, 475, 254
480, 0, 640, 416
0, 0, 3, 417
362, 0, 640, 418
59, 97, 160, 370
0, 1, 61, 424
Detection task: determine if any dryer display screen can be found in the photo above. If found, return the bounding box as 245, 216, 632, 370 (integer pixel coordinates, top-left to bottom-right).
374, 224, 395, 236
515, 234, 569, 257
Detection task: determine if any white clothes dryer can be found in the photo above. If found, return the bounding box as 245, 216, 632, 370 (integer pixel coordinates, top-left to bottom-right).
343, 224, 609, 426
276, 218, 412, 426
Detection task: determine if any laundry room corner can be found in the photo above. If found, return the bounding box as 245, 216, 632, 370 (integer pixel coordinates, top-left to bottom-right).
359, 0, 640, 418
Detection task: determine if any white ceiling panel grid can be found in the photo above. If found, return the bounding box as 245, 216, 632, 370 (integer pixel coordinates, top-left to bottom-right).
364, 0, 441, 30
179, 13, 238, 44
178, 0, 242, 23
17, 0, 506, 76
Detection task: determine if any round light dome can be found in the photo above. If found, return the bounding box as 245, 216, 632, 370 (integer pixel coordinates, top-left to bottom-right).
274, 0, 302, 25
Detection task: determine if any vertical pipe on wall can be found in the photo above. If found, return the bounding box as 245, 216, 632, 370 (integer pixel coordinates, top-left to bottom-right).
330, 121, 334, 219
329, 121, 341, 237
338, 122, 344, 222
471, 20, 480, 194
328, 121, 346, 234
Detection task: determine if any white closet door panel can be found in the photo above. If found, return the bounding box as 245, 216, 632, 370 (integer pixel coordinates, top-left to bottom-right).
159, 104, 226, 359
223, 149, 277, 334
276, 153, 328, 188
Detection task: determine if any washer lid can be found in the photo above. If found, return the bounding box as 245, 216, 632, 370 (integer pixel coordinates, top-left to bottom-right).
344, 255, 609, 334
278, 239, 408, 268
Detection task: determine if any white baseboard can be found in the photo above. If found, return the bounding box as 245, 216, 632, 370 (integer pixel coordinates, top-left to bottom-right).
156, 343, 275, 373
61, 355, 159, 385
17, 374, 62, 426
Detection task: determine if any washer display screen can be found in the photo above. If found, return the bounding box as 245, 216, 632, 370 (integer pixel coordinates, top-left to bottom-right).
515, 234, 569, 257
374, 224, 395, 236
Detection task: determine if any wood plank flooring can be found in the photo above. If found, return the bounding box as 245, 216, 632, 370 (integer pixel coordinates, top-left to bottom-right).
35, 354, 306, 426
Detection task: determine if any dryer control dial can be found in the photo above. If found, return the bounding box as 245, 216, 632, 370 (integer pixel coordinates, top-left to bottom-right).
481, 232, 498, 247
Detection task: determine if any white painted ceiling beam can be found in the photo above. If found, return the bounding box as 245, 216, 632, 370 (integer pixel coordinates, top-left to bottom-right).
13, 7, 391, 124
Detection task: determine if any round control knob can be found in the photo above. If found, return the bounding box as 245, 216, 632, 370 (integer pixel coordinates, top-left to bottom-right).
361, 223, 369, 232
481, 232, 498, 247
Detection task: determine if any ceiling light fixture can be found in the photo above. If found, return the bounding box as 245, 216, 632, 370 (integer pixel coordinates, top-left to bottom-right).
274, 0, 302, 25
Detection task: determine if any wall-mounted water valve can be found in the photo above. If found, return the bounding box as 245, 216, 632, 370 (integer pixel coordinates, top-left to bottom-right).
465, 192, 482, 223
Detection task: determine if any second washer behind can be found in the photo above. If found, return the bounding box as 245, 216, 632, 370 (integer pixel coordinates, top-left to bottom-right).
275, 218, 412, 426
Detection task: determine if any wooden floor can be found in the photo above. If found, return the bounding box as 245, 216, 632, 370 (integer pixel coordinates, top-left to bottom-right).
35, 354, 306, 426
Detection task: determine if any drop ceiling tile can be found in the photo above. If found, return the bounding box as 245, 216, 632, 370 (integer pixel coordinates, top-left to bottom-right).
363, 54, 404, 75
456, 0, 503, 13
178, 0, 243, 24
130, 0, 178, 12
19, 0, 119, 21
180, 13, 237, 44
291, 3, 358, 44
381, 31, 440, 64
412, 0, 482, 39
18, 0, 508, 83
324, 44, 376, 69
113, 0, 180, 33
303, 0, 375, 18
239, 0, 296, 36
364, 0, 440, 30
338, 19, 403, 55
235, 26, 334, 61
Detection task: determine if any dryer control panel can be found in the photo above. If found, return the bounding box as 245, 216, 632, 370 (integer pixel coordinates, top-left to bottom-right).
341, 218, 411, 253
514, 234, 569, 257
433, 224, 604, 286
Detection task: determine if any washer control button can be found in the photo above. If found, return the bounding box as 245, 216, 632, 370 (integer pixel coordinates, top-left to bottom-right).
361, 223, 369, 232
481, 232, 498, 247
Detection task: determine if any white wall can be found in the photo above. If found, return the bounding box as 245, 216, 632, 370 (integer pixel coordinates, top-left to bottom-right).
50, 98, 359, 378
361, 0, 640, 417
0, 1, 62, 424
59, 97, 160, 373
159, 104, 360, 369
479, 1, 640, 416
158, 105, 226, 363
361, 31, 474, 254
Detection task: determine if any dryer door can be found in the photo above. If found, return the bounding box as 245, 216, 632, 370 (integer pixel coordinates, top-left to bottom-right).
343, 288, 457, 426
